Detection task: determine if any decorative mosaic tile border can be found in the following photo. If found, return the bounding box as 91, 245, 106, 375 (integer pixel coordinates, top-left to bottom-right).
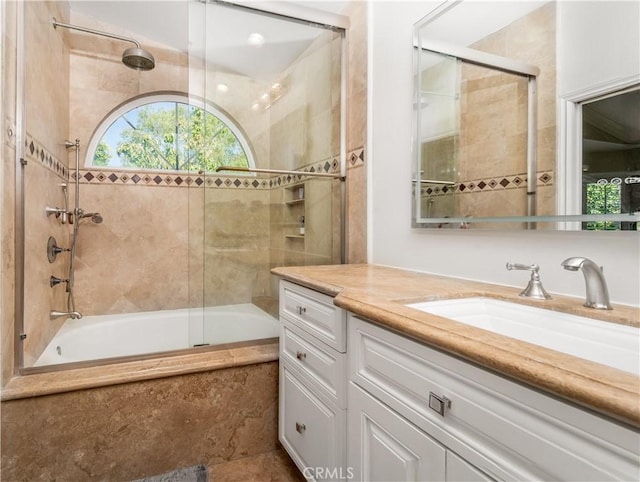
23, 134, 363, 190
348, 147, 365, 168
74, 150, 360, 190
24, 133, 69, 181
419, 170, 553, 197
5, 119, 16, 150
73, 169, 272, 190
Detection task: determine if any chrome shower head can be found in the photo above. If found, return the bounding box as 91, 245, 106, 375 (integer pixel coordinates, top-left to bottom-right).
52, 18, 155, 71
122, 47, 155, 71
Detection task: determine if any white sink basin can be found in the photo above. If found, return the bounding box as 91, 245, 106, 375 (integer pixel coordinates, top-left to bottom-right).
406, 297, 639, 375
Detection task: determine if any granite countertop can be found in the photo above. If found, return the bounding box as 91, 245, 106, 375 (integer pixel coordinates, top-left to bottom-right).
271, 264, 640, 428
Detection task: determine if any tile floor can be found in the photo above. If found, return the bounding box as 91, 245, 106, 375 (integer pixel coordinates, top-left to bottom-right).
209, 449, 305, 481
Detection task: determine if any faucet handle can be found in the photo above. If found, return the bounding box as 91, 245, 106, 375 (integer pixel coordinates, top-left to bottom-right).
506, 262, 539, 272
506, 262, 552, 300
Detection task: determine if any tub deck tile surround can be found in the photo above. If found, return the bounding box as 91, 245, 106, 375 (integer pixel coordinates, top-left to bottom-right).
1, 342, 278, 401
270, 264, 640, 428
1, 361, 282, 482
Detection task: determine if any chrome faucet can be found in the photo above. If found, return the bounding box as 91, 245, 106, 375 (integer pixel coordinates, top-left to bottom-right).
561, 257, 612, 310
50, 310, 82, 320
506, 262, 552, 300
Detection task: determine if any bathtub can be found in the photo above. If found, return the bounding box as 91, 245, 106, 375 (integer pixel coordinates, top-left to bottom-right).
34, 303, 280, 367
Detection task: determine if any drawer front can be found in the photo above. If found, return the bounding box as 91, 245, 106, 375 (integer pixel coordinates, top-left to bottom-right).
280, 280, 346, 352
349, 315, 640, 482
281, 322, 347, 408
279, 364, 346, 481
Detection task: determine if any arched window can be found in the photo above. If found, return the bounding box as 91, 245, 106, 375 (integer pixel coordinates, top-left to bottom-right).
87, 93, 254, 172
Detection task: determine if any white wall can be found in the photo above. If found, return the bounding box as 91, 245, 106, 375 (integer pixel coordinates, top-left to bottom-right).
557, 0, 640, 97
368, 1, 640, 306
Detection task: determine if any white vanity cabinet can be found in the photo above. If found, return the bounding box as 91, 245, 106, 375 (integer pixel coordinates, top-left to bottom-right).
348, 314, 640, 482
277, 279, 639, 482
278, 281, 347, 481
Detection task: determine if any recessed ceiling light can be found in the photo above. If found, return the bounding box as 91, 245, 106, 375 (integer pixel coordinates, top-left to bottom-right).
251, 103, 260, 111
247, 32, 265, 47
261, 93, 269, 100
271, 83, 281, 90
216, 84, 229, 93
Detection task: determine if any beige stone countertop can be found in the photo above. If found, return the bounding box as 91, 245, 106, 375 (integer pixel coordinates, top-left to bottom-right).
271, 264, 640, 428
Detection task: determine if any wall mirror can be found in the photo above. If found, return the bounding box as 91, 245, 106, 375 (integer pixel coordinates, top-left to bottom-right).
413, 0, 640, 230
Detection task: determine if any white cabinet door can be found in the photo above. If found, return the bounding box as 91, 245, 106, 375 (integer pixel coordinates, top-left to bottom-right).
446, 451, 494, 482
348, 382, 446, 482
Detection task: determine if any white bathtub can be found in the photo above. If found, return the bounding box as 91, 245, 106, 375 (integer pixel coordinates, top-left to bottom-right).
34, 303, 280, 367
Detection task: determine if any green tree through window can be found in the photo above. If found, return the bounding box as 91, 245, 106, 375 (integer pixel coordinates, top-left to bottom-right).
90, 99, 250, 172
585, 182, 622, 230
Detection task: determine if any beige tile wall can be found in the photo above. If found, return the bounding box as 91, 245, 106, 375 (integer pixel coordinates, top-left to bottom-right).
1, 0, 19, 386
20, 1, 71, 367
345, 1, 367, 263
1, 362, 279, 481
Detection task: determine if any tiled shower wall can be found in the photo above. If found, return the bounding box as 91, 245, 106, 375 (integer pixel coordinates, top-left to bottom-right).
2, 0, 367, 375
1, 0, 19, 386
20, 1, 72, 368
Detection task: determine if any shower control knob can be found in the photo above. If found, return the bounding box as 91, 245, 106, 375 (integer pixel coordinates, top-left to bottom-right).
49, 276, 69, 288
47, 236, 70, 263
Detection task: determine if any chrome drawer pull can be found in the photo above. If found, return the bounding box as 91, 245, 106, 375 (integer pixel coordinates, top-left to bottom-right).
295, 422, 306, 434
296, 305, 307, 315
296, 351, 307, 361
429, 392, 451, 417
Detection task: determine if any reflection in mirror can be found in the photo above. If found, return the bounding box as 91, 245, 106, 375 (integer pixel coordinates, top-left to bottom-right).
417, 50, 539, 223
581, 87, 640, 231
414, 1, 556, 228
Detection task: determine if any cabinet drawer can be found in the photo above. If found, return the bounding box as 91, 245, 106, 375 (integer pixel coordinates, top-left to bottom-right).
279, 364, 346, 481
280, 280, 346, 352
349, 315, 640, 481
281, 322, 347, 408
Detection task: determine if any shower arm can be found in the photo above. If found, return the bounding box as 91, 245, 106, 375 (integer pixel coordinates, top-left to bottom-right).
52, 18, 141, 49
216, 166, 342, 179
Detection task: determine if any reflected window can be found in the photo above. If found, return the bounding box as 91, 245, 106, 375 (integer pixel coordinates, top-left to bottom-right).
87, 94, 253, 172
581, 86, 640, 231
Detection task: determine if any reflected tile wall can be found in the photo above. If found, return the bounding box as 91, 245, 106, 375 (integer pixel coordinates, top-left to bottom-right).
420, 2, 556, 220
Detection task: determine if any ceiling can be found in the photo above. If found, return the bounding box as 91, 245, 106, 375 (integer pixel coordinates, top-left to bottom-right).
69, 0, 349, 83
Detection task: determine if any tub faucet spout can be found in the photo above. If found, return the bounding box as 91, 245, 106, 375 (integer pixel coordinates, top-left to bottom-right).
561, 257, 612, 310
50, 310, 82, 320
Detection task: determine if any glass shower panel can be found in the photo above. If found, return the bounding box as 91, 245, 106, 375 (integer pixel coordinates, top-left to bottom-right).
186, 0, 207, 348
201, 2, 343, 333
